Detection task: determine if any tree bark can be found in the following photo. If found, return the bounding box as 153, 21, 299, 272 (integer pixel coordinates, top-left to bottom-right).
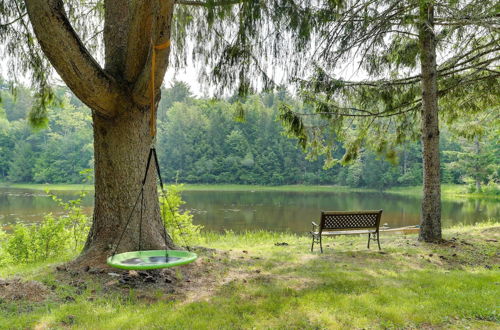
418, 1, 442, 242
75, 106, 175, 267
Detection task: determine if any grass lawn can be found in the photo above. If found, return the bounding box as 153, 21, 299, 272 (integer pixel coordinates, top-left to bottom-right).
386, 184, 500, 199
1, 224, 499, 329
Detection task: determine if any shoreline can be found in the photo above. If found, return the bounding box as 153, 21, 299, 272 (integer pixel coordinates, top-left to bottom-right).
1, 182, 498, 199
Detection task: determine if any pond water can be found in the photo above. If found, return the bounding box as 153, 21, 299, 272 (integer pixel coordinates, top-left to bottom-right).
0, 187, 499, 233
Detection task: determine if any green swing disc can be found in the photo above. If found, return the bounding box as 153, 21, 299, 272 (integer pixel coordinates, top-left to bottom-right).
107, 250, 197, 270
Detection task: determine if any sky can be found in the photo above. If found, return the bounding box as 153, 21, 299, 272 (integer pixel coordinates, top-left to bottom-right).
164, 66, 203, 96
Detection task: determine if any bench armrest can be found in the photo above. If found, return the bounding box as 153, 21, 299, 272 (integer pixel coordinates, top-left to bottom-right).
311, 221, 319, 231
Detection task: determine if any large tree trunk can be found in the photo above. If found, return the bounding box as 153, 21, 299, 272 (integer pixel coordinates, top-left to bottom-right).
418, 1, 442, 242
25, 0, 176, 268
74, 107, 175, 268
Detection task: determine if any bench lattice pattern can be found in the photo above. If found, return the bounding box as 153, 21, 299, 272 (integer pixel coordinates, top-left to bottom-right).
322, 213, 379, 229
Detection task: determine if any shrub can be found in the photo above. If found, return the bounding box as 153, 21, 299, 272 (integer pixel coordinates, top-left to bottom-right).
0, 228, 10, 265
482, 181, 500, 195
47, 190, 90, 251
1, 191, 90, 264
160, 184, 203, 247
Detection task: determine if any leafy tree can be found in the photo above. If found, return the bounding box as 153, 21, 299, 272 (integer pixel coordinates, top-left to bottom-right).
159, 80, 193, 121
0, 105, 13, 179
7, 141, 34, 182
0, 86, 32, 122
0, 134, 13, 179
32, 96, 93, 183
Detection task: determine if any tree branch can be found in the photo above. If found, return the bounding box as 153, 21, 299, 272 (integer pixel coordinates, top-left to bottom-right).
0, 12, 27, 27
24, 0, 130, 117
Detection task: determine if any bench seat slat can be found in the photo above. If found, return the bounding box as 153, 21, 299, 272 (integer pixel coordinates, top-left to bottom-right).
312, 229, 377, 236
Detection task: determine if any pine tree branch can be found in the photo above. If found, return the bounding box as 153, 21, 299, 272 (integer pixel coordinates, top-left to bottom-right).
438, 40, 498, 70
0, 12, 27, 27
307, 43, 499, 91
291, 104, 419, 118
439, 72, 500, 97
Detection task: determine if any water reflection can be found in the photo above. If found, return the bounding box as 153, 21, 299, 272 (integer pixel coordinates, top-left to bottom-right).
181, 190, 499, 233
0, 188, 93, 228
1, 188, 498, 233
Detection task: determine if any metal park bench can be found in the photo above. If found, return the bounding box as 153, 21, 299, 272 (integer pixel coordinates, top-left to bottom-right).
311, 210, 383, 253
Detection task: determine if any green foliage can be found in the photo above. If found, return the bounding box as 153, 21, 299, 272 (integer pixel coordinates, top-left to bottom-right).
5, 214, 69, 263
0, 125, 13, 178
1, 86, 93, 183
0, 83, 498, 190
481, 182, 500, 196
47, 189, 91, 251
0, 191, 90, 264
158, 80, 193, 121
7, 141, 34, 182
160, 185, 203, 247
281, 0, 499, 172
0, 228, 9, 265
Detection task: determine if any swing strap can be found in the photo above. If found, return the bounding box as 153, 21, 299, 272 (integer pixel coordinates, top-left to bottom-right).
142, 147, 165, 190
111, 147, 170, 256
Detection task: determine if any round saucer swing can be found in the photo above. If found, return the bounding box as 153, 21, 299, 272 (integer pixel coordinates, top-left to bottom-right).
106, 146, 198, 271
107, 250, 197, 271
107, 40, 197, 271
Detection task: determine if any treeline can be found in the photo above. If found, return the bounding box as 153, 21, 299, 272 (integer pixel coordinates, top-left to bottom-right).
0, 80, 498, 190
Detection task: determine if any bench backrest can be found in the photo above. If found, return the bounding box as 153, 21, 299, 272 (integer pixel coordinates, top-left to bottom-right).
320, 210, 383, 231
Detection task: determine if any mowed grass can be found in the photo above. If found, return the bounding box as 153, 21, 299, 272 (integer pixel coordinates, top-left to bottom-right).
1, 223, 499, 329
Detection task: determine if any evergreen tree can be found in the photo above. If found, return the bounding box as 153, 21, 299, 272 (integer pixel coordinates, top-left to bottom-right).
1, 0, 325, 267
279, 0, 499, 241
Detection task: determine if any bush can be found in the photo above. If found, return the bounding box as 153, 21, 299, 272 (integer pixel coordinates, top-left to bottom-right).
1, 191, 90, 264
5, 214, 69, 263
0, 228, 9, 265
160, 184, 203, 247
467, 184, 477, 193
47, 190, 90, 251
482, 181, 500, 195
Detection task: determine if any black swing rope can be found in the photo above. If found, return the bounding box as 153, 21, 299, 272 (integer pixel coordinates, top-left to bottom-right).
110, 147, 190, 258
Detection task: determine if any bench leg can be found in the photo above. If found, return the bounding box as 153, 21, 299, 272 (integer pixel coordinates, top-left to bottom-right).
368, 232, 381, 250
311, 234, 321, 252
